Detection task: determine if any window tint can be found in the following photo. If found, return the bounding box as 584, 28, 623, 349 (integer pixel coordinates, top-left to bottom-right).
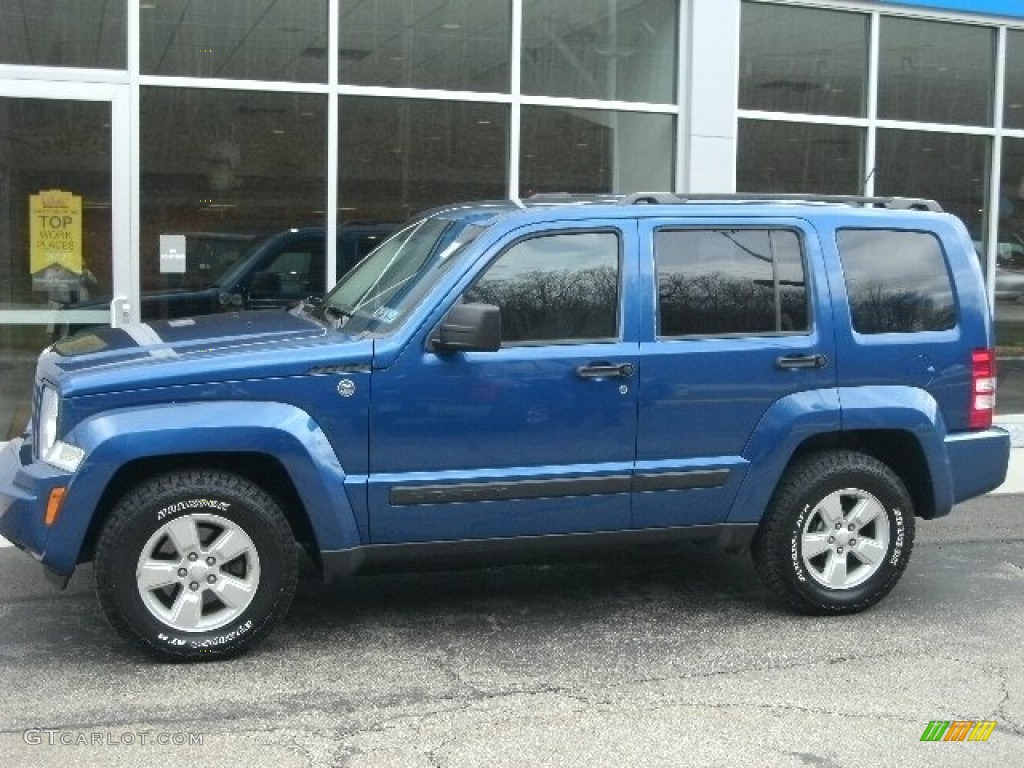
655, 229, 808, 337
253, 246, 324, 300
465, 232, 620, 344
837, 229, 956, 334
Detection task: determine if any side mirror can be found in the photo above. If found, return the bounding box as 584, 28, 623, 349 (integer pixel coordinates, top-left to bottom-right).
432, 303, 501, 353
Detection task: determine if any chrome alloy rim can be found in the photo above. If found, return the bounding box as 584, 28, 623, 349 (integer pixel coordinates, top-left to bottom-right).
800, 488, 891, 590
135, 513, 261, 632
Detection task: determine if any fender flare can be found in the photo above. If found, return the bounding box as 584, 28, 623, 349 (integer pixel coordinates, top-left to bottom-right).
44, 401, 361, 574
726, 386, 952, 524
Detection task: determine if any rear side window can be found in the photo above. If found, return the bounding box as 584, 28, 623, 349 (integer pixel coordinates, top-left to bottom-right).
655, 228, 809, 337
837, 229, 955, 334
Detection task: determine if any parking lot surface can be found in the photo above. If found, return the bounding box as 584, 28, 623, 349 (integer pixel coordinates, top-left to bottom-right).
0, 495, 1021, 767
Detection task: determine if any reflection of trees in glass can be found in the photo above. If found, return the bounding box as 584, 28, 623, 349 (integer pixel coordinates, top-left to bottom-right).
468, 266, 618, 342
659, 273, 808, 336
848, 281, 955, 334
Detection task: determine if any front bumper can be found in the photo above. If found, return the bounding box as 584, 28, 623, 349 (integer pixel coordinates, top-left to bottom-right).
0, 438, 75, 580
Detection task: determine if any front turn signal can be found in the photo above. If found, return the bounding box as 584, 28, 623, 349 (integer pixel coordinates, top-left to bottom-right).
44, 487, 68, 527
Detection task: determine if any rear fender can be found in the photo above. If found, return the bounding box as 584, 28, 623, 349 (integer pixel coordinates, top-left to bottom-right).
725, 386, 952, 524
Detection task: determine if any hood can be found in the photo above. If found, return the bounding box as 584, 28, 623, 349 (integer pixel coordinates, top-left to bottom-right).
41, 309, 372, 396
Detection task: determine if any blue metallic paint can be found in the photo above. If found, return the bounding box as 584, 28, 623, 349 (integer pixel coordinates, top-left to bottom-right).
0, 200, 1010, 582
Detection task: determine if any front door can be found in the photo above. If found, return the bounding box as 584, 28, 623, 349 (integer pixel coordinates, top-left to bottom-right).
368, 225, 639, 543
0, 81, 130, 439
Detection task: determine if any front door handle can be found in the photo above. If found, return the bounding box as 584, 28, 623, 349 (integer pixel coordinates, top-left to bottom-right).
776, 353, 828, 370
576, 362, 635, 379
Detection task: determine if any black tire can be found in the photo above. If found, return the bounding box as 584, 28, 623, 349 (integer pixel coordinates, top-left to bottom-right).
752, 450, 915, 615
94, 470, 298, 661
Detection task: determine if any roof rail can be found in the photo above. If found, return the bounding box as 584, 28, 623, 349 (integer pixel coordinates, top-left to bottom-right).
620, 192, 943, 212
522, 192, 624, 205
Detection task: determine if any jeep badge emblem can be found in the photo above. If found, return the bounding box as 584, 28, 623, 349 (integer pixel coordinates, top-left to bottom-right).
337, 379, 356, 398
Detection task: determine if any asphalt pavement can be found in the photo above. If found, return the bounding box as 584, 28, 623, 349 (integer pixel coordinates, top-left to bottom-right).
0, 495, 1021, 767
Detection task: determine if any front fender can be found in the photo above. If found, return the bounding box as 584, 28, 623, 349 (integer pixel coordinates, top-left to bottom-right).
44, 401, 362, 575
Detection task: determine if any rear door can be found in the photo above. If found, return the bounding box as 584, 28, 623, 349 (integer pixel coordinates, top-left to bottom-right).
633, 217, 837, 527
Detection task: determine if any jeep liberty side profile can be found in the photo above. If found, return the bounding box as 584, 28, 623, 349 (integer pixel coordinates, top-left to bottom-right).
0, 193, 1010, 660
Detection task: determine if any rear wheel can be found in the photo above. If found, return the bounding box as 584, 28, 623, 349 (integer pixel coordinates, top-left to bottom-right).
753, 450, 915, 614
94, 470, 298, 661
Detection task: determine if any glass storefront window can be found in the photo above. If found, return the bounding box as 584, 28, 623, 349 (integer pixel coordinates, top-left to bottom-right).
0, 0, 125, 69
339, 97, 508, 222
0, 97, 112, 438
522, 0, 677, 104
879, 17, 995, 127
141, 1, 328, 82
139, 88, 326, 319
737, 120, 864, 194
339, 0, 510, 93
520, 107, 673, 195
1006, 31, 1024, 130
740, 2, 868, 118
996, 138, 1024, 383
875, 129, 989, 244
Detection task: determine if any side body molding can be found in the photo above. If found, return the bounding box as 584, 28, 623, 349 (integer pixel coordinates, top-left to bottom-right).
46, 401, 360, 574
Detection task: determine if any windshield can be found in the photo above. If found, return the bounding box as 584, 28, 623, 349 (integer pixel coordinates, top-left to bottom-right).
318, 215, 484, 335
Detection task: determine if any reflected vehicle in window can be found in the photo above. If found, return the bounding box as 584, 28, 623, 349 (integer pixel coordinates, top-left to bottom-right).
62, 223, 396, 331
974, 241, 1024, 302
996, 265, 1024, 303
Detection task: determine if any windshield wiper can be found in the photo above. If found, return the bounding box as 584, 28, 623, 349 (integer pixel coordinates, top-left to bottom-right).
316, 303, 354, 326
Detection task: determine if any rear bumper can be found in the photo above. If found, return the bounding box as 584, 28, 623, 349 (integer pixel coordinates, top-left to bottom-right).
0, 438, 73, 576
945, 427, 1011, 503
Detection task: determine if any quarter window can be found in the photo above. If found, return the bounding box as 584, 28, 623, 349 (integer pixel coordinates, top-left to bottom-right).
837, 229, 956, 334
655, 229, 809, 337
465, 232, 620, 344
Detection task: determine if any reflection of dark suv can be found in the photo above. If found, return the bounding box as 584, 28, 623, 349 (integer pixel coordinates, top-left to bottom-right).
67, 224, 396, 327
1, 193, 1010, 661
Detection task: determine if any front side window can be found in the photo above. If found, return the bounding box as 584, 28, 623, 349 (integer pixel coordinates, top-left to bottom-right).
465, 232, 621, 345
655, 229, 809, 337
837, 229, 956, 334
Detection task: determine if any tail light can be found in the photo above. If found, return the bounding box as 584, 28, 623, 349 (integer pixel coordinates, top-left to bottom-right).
969, 348, 996, 429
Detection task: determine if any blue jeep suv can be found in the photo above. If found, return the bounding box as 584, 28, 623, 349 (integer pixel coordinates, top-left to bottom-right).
0, 193, 1010, 660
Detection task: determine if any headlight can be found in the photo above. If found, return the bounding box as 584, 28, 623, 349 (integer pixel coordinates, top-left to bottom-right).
37, 386, 59, 457
36, 386, 85, 473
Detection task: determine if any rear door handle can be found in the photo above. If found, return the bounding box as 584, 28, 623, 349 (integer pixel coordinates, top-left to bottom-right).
576, 362, 635, 379
776, 353, 828, 370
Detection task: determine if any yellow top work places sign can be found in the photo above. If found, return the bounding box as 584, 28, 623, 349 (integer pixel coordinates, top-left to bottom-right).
30, 189, 82, 290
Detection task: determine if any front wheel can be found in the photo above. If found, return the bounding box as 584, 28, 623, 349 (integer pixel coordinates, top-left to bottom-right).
753, 450, 915, 615
94, 470, 298, 661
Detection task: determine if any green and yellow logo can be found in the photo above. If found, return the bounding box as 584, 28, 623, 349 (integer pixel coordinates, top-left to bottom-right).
920, 720, 997, 742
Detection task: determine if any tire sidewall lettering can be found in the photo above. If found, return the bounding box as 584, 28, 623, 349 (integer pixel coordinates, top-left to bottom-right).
156, 498, 231, 522
790, 502, 813, 583
890, 507, 905, 566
